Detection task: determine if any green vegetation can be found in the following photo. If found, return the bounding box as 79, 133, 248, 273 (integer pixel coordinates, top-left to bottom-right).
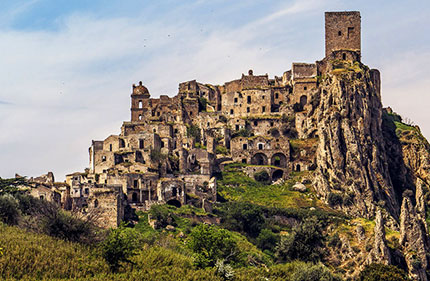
215, 145, 229, 155
358, 263, 409, 281
0, 177, 28, 195
198, 97, 208, 112
253, 170, 270, 184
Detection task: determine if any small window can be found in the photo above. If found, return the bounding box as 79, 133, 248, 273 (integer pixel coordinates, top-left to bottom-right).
139, 139, 144, 149
174, 129, 178, 134
270, 122, 274, 126
342, 53, 346, 60
234, 97, 238, 103
207, 122, 210, 126
262, 96, 265, 100
254, 121, 258, 126
109, 144, 112, 151
189, 111, 193, 116
151, 111, 155, 116
84, 188, 89, 195
242, 159, 247, 164
161, 141, 164, 148
138, 115, 142, 120
134, 180, 138, 188
139, 100, 143, 108
347, 27, 354, 38
304, 86, 307, 90
243, 144, 248, 150
338, 31, 342, 36
247, 107, 250, 113
157, 112, 160, 116
258, 143, 263, 150
262, 106, 266, 113
235, 125, 239, 130
102, 156, 106, 162
153, 128, 156, 133
275, 93, 279, 99
230, 109, 234, 115
247, 96, 251, 103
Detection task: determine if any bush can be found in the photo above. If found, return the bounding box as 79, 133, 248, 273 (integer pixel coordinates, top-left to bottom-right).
215, 145, 229, 155
359, 263, 409, 281
0, 194, 20, 225
327, 192, 343, 207
101, 225, 144, 272
188, 224, 239, 268
199, 97, 208, 111
149, 205, 176, 229
256, 229, 280, 252
254, 170, 270, 184
216, 202, 266, 238
276, 216, 324, 262
187, 124, 201, 142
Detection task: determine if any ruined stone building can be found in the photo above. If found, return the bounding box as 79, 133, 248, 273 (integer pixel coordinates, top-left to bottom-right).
31, 11, 369, 228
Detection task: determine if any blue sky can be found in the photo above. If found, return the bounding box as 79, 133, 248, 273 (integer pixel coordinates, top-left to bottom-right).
0, 0, 429, 180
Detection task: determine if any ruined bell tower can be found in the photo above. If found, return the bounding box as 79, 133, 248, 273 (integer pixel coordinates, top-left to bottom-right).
325, 11, 361, 58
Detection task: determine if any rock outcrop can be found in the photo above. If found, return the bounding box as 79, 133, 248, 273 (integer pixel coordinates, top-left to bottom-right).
366, 209, 391, 265
400, 195, 429, 280
306, 64, 399, 219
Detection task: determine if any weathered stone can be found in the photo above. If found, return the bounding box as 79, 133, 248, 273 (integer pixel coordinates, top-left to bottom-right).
292, 182, 307, 192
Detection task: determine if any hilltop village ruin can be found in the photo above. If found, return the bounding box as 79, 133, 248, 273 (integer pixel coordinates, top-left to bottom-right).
29, 11, 371, 228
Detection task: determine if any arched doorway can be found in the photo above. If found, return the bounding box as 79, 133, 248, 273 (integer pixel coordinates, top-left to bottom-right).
132, 192, 138, 202
167, 199, 181, 208
272, 170, 284, 181
300, 95, 308, 108
271, 153, 287, 168
251, 153, 268, 166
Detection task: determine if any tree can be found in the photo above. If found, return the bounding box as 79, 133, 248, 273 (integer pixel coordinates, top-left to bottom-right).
101, 225, 143, 272
359, 264, 409, 281
276, 216, 324, 262
0, 177, 28, 195
256, 228, 280, 252
188, 224, 239, 268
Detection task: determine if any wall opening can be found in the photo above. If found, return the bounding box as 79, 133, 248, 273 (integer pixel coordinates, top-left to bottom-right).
132, 192, 138, 202
272, 169, 284, 181
242, 143, 248, 150
300, 95, 308, 107
167, 199, 181, 208
247, 96, 251, 103
172, 187, 177, 197
271, 153, 287, 168
251, 153, 268, 165
119, 139, 125, 148
139, 139, 144, 149
139, 100, 143, 108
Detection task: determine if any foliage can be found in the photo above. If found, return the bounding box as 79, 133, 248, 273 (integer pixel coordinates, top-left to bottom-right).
358, 263, 409, 281
101, 225, 144, 272
0, 194, 20, 225
187, 124, 201, 141
276, 216, 324, 262
328, 192, 343, 207
232, 128, 251, 138
0, 177, 28, 195
327, 232, 342, 248
199, 97, 208, 111
253, 170, 270, 184
187, 224, 239, 268
149, 204, 177, 229
215, 259, 235, 280
150, 148, 167, 162
215, 145, 229, 155
216, 201, 266, 238
256, 228, 280, 252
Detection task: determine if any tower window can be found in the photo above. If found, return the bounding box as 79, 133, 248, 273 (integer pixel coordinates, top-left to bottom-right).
234, 97, 238, 103
254, 121, 258, 126
139, 139, 144, 149
247, 107, 250, 113
139, 100, 143, 108
338, 31, 342, 36
247, 96, 251, 103
258, 143, 263, 150
347, 27, 354, 38
242, 143, 247, 150
262, 96, 265, 100
262, 106, 266, 113
109, 144, 112, 151
275, 93, 279, 99
230, 109, 234, 115
304, 86, 307, 90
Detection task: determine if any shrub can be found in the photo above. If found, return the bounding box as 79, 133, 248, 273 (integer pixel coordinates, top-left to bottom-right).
327, 232, 341, 248
187, 124, 201, 141
215, 145, 229, 155
327, 192, 343, 206
254, 170, 270, 184
216, 202, 266, 238
0, 177, 27, 195
276, 216, 324, 262
188, 224, 239, 268
0, 194, 20, 225
358, 263, 409, 281
215, 259, 235, 280
149, 205, 176, 229
256, 228, 280, 252
199, 97, 208, 111
101, 225, 143, 272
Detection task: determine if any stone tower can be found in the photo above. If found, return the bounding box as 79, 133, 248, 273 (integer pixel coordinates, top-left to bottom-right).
325, 11, 361, 57
130, 81, 150, 122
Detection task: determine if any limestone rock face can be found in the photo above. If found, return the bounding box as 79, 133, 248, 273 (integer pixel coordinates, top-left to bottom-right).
366, 209, 391, 265
400, 196, 429, 280
305, 67, 399, 218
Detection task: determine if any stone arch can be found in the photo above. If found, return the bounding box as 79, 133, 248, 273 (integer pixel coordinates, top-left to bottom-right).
272, 169, 284, 181
167, 199, 181, 208
271, 153, 287, 168
251, 153, 268, 166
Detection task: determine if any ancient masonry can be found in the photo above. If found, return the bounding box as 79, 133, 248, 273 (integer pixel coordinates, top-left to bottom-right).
29, 11, 367, 228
